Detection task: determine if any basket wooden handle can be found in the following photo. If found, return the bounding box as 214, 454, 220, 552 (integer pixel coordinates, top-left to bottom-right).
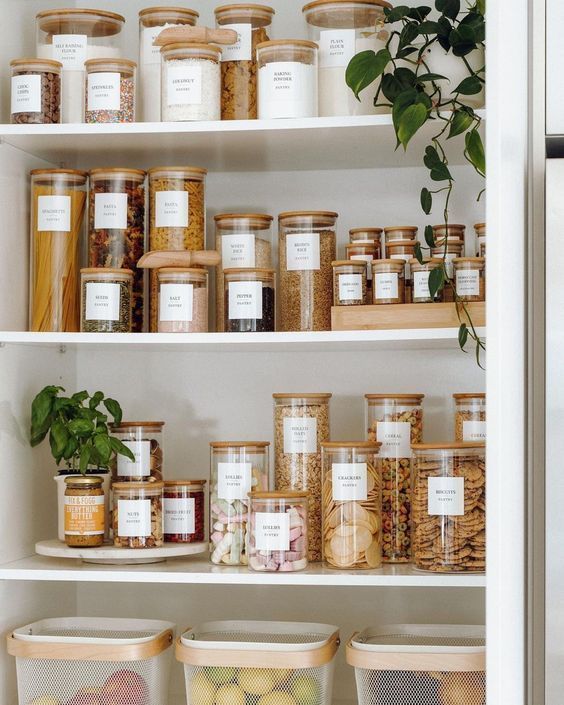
154, 26, 238, 46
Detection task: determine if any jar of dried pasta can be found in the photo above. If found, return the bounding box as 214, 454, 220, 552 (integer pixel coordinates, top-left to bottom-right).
371, 259, 405, 304
111, 421, 164, 482
365, 393, 424, 563
454, 393, 486, 442
215, 4, 275, 120
412, 443, 485, 573
332, 260, 366, 306
383, 226, 417, 255
215, 213, 273, 331
273, 393, 332, 562
11, 58, 61, 124
158, 268, 208, 333
431, 240, 464, 302
80, 268, 133, 333
279, 211, 337, 331
85, 58, 136, 123
224, 268, 276, 332
349, 227, 382, 248
410, 258, 443, 304
345, 242, 379, 303
386, 239, 417, 302
113, 481, 164, 548
453, 257, 485, 302
321, 441, 382, 569
64, 476, 105, 548
474, 222, 486, 257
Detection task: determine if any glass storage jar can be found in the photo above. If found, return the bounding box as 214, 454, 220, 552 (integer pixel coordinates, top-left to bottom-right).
273, 393, 332, 562
161, 42, 222, 121
157, 268, 208, 333
345, 242, 379, 303
474, 222, 486, 257
209, 441, 270, 565
383, 226, 417, 255
303, 0, 390, 117
111, 421, 164, 482
85, 58, 136, 123
349, 227, 382, 248
88, 168, 146, 332
371, 259, 405, 304
64, 476, 105, 548
163, 480, 206, 543
432, 223, 466, 245
80, 267, 133, 333
30, 168, 87, 332
412, 443, 486, 572
257, 40, 318, 119
386, 239, 417, 301
454, 393, 486, 443
431, 240, 464, 302
248, 491, 309, 572
11, 59, 61, 124
113, 481, 164, 548
36, 8, 125, 123
410, 258, 443, 303
215, 213, 273, 332
224, 268, 275, 332
139, 6, 199, 122
453, 257, 486, 302
365, 393, 424, 562
215, 3, 275, 120
321, 441, 382, 569
279, 211, 337, 331
332, 260, 366, 306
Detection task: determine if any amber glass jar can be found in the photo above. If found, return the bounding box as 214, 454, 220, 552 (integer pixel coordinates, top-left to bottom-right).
64, 476, 105, 548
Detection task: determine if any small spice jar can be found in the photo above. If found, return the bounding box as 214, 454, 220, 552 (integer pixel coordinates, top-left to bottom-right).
257, 40, 318, 119
410, 258, 443, 303
248, 491, 309, 572
386, 239, 417, 301
85, 58, 136, 123
111, 421, 164, 482
332, 260, 366, 306
157, 268, 208, 333
412, 443, 485, 573
371, 260, 405, 304
321, 442, 382, 569
161, 43, 222, 121
431, 240, 464, 302
349, 227, 383, 249
113, 481, 164, 548
210, 441, 270, 566
345, 242, 379, 303
80, 268, 133, 333
11, 58, 61, 124
64, 476, 105, 548
163, 480, 206, 543
383, 226, 418, 255
454, 393, 486, 442
224, 268, 276, 332
432, 223, 466, 245
474, 222, 486, 257
215, 4, 275, 120
453, 257, 486, 302
215, 213, 274, 332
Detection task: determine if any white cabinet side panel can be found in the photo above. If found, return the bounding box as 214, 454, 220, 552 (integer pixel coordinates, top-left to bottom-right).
546, 0, 564, 134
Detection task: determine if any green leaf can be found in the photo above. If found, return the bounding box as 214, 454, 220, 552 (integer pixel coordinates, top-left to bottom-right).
381, 68, 417, 103
384, 5, 411, 22
476, 0, 485, 16
414, 242, 425, 265
93, 433, 112, 465
458, 322, 469, 349
68, 418, 95, 437
459, 11, 485, 43
429, 266, 445, 298
408, 6, 432, 21
417, 20, 440, 34
49, 419, 69, 464
454, 75, 483, 95
397, 103, 428, 149
71, 390, 89, 404
430, 162, 453, 181
398, 22, 419, 50
465, 129, 486, 175
417, 72, 448, 82
421, 188, 432, 214
423, 145, 442, 169
448, 108, 474, 139
89, 391, 104, 409
111, 436, 136, 462
346, 49, 391, 100
423, 146, 453, 181
436, 0, 460, 20
62, 436, 78, 461
424, 225, 436, 248
103, 398, 123, 424
436, 16, 453, 50
79, 444, 91, 474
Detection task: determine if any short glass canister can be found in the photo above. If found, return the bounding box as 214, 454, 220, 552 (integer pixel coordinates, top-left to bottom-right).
371, 259, 405, 304
157, 268, 208, 333
80, 268, 133, 333
409, 258, 443, 303
453, 393, 486, 443
224, 268, 276, 332
332, 260, 366, 306
453, 257, 486, 302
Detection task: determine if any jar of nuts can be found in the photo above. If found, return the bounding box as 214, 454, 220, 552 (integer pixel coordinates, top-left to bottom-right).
332, 260, 366, 306
371, 260, 405, 304
113, 481, 164, 548
453, 257, 486, 302
64, 476, 105, 548
163, 480, 206, 543
111, 422, 164, 482
453, 393, 486, 442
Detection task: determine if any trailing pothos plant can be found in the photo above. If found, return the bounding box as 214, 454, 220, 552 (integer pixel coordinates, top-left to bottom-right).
346, 0, 486, 367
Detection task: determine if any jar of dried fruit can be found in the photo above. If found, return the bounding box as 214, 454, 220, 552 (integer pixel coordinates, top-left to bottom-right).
157, 268, 208, 333
332, 260, 366, 306
64, 476, 105, 548
11, 58, 61, 124
111, 422, 164, 482
85, 58, 136, 123
371, 259, 405, 304
80, 268, 133, 333
113, 481, 164, 548
163, 480, 206, 543
345, 242, 379, 303
453, 393, 486, 442
409, 258, 443, 304
224, 268, 275, 332
453, 257, 486, 302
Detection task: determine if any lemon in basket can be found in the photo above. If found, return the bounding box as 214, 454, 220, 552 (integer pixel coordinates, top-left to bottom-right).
237, 668, 276, 695
204, 666, 238, 685
258, 693, 298, 705
291, 675, 321, 705
191, 672, 217, 705
215, 684, 246, 705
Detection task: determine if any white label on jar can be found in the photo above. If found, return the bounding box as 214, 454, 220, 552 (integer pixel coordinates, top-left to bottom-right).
167, 64, 202, 106
332, 462, 368, 501
164, 497, 195, 534
255, 512, 290, 551
159, 283, 193, 322
11, 74, 41, 113
350, 254, 374, 281
456, 269, 480, 296
259, 62, 316, 119
228, 281, 262, 319
463, 420, 487, 442
374, 272, 398, 300
155, 190, 189, 228
87, 72, 120, 111
217, 462, 252, 500
117, 440, 151, 477
413, 270, 431, 299
142, 23, 173, 65
222, 233, 256, 268
94, 193, 128, 230
427, 477, 465, 516
319, 29, 357, 68
37, 195, 71, 232
85, 282, 121, 321
390, 253, 411, 278
338, 274, 363, 301
283, 417, 317, 454
118, 499, 152, 537
285, 233, 320, 271
52, 34, 88, 70
376, 421, 411, 457
220, 23, 252, 62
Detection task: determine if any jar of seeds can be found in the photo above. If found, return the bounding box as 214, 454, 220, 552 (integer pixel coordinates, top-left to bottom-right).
11, 58, 61, 124
332, 260, 366, 306
80, 268, 132, 333
432, 223, 466, 245
371, 259, 405, 304
85, 58, 136, 123
431, 240, 464, 302
410, 258, 443, 303
453, 393, 486, 442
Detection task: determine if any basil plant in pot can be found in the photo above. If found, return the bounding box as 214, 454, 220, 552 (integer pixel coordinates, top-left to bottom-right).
30, 386, 134, 541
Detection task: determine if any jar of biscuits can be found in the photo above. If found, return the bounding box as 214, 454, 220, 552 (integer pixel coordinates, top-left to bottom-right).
454, 393, 486, 442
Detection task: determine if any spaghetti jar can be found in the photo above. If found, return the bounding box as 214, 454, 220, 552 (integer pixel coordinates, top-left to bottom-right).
332, 260, 366, 306
85, 58, 136, 123
80, 268, 133, 333
248, 491, 308, 572
157, 268, 208, 333
64, 476, 104, 548
410, 258, 443, 304
371, 260, 405, 304
111, 421, 164, 482
349, 227, 382, 249
454, 393, 486, 443
215, 4, 275, 120
345, 242, 379, 303
365, 393, 424, 563
321, 442, 382, 569
163, 480, 206, 543
383, 226, 417, 256
209, 441, 270, 566
113, 481, 164, 548
386, 240, 416, 302
11, 58, 61, 124
30, 169, 87, 332
224, 268, 275, 332
474, 222, 486, 257
453, 257, 486, 302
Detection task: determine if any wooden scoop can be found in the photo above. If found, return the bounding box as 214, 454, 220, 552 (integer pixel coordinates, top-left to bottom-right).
154, 26, 238, 47
137, 250, 220, 269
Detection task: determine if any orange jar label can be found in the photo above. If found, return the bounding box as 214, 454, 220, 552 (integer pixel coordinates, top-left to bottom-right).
64, 495, 105, 536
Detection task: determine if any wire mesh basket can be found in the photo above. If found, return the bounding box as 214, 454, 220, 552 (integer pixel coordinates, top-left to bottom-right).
346, 624, 485, 705
7, 617, 175, 705
176, 620, 340, 705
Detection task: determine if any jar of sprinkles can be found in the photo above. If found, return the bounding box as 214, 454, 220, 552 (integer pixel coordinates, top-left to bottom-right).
85, 58, 136, 123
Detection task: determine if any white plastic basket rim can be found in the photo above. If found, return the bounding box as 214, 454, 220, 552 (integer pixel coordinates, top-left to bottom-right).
351, 624, 485, 654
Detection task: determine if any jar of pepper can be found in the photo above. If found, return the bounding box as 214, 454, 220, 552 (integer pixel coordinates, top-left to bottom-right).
163, 480, 206, 543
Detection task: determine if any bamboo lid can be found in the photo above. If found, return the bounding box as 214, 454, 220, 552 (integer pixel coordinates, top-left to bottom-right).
210, 441, 270, 448
386, 239, 417, 248
321, 441, 381, 449
139, 7, 200, 18
160, 42, 223, 55
474, 222, 486, 229
409, 257, 442, 267
89, 168, 146, 181
453, 393, 486, 399
257, 39, 319, 50
113, 481, 165, 490
350, 227, 383, 234
384, 226, 418, 233
365, 393, 425, 399
432, 223, 466, 230
345, 243, 378, 251
164, 479, 207, 486
112, 421, 165, 428
31, 168, 87, 177
223, 267, 275, 275
452, 257, 486, 264
332, 260, 367, 267
273, 393, 332, 399
371, 259, 404, 269
412, 442, 485, 450
36, 8, 125, 37
303, 0, 390, 9
85, 58, 137, 70
81, 267, 134, 275
11, 58, 62, 70
214, 213, 273, 222
157, 267, 208, 276
249, 491, 308, 498
215, 3, 276, 12
148, 166, 207, 180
